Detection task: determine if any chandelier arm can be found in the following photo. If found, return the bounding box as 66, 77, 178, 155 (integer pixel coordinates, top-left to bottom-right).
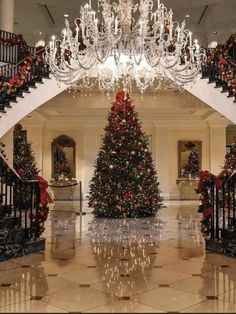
94, 41, 111, 64
45, 0, 206, 94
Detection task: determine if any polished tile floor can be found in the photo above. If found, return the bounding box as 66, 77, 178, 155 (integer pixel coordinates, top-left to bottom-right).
1, 200, 236, 313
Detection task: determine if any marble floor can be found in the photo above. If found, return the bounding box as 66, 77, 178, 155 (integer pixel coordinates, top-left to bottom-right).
1, 200, 236, 313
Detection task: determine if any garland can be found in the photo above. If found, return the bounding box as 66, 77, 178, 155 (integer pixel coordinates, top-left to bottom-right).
0, 34, 26, 46
0, 51, 45, 95
204, 34, 236, 96
196, 169, 233, 238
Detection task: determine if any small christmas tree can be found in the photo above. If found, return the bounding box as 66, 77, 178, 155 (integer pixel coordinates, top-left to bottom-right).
0, 141, 7, 160
13, 123, 39, 180
13, 123, 51, 238
224, 136, 236, 170
53, 146, 71, 179
89, 91, 162, 218
186, 150, 200, 177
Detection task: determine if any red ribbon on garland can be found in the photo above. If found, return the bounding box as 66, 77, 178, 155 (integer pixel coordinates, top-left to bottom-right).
203, 207, 213, 218
37, 176, 53, 205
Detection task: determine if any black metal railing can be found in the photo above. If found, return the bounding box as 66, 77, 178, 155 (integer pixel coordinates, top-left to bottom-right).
197, 170, 236, 257
0, 153, 43, 249
0, 47, 49, 112
201, 34, 236, 103
0, 29, 35, 64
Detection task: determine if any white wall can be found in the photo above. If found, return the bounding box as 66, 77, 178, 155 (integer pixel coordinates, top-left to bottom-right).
12, 89, 228, 200
18, 119, 227, 200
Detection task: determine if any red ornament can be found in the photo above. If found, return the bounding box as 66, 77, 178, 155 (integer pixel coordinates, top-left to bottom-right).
203, 207, 213, 218
124, 192, 133, 200
18, 168, 24, 177
15, 123, 23, 131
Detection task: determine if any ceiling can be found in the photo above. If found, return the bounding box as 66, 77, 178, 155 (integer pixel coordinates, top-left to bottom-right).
22, 88, 230, 127
14, 0, 236, 47
13, 0, 234, 127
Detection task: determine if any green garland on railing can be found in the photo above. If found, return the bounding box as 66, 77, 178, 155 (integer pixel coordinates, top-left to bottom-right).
196, 169, 232, 239
0, 48, 46, 96
0, 34, 26, 46
204, 34, 236, 97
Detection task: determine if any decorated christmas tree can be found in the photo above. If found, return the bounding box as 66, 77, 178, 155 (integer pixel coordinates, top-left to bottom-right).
88, 91, 162, 218
0, 141, 7, 160
186, 150, 200, 177
224, 136, 236, 170
13, 123, 52, 238
13, 123, 39, 180
53, 146, 71, 179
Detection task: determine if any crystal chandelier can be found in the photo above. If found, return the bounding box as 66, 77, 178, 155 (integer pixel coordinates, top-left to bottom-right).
45, 0, 205, 94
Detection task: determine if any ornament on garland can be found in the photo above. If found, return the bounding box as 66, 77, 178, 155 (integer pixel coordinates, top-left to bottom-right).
0, 34, 26, 46
0, 51, 45, 97
205, 34, 236, 99
89, 91, 163, 218
196, 136, 236, 238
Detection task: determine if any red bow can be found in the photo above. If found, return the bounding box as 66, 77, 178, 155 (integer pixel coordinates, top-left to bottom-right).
113, 91, 130, 113
203, 207, 213, 218
37, 176, 53, 205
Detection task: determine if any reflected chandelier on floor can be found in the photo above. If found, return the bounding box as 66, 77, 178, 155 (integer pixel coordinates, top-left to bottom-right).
45, 0, 206, 93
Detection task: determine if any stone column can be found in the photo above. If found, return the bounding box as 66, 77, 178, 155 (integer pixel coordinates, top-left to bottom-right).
208, 123, 227, 175
154, 125, 170, 200
0, 0, 14, 33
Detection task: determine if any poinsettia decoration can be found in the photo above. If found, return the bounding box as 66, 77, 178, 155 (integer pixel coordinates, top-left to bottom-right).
197, 169, 233, 238
204, 34, 236, 98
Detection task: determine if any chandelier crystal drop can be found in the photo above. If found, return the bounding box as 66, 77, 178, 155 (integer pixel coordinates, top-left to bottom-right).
45, 0, 206, 94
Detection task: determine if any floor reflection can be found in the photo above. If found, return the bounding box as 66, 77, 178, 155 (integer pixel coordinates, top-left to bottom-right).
88, 217, 161, 297
1, 201, 236, 313
50, 210, 76, 261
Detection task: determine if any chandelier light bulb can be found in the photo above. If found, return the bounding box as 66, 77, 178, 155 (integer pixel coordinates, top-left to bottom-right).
45, 0, 206, 94
189, 31, 192, 46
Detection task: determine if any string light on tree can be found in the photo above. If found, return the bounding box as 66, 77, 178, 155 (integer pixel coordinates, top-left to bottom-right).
88, 91, 163, 218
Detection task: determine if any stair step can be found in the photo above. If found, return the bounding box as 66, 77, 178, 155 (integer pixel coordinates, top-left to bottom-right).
8, 227, 25, 243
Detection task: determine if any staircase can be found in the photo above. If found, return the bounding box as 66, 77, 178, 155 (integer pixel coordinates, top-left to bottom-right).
0, 32, 236, 138
185, 74, 236, 124
0, 40, 67, 137
0, 153, 46, 261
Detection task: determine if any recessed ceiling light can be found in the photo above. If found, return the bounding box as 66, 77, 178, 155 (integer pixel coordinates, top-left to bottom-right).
39, 31, 42, 35
185, 14, 190, 18
213, 31, 218, 35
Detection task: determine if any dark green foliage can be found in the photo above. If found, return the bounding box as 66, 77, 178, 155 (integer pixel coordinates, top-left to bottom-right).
89, 91, 162, 218
13, 123, 39, 180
